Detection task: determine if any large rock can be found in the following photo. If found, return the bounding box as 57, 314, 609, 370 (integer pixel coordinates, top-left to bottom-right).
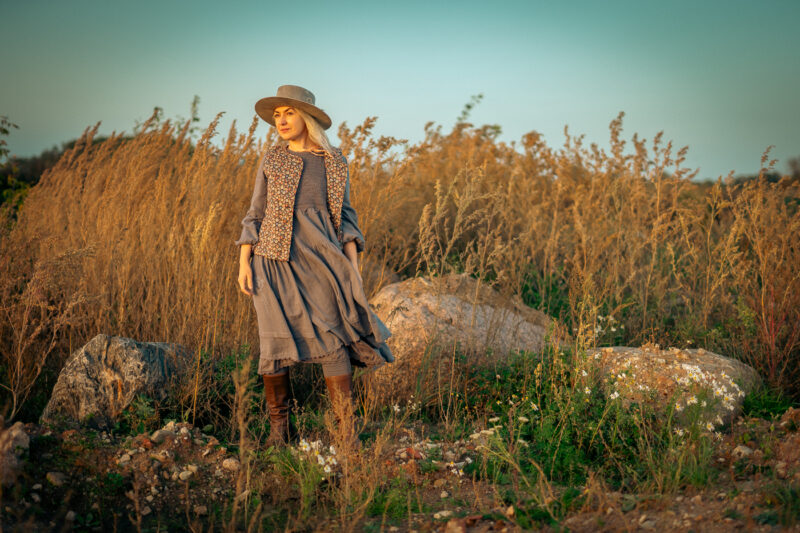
586, 345, 762, 427
369, 274, 566, 399
0, 421, 30, 487
40, 334, 189, 428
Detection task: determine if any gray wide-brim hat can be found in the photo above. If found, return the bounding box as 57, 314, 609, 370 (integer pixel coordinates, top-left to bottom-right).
255, 85, 332, 130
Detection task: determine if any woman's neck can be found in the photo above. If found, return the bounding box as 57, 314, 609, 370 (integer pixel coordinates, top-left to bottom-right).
287, 132, 320, 152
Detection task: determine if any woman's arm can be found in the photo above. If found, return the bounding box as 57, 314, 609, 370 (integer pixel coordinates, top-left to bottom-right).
237, 159, 267, 296
235, 159, 268, 247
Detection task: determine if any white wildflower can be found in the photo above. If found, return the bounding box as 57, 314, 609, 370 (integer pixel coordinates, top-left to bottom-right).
323, 464, 332, 474
317, 454, 326, 465
488, 416, 500, 423
609, 391, 620, 400
518, 416, 529, 423
584, 387, 591, 395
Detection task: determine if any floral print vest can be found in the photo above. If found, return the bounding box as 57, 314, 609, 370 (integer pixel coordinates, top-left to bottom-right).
253, 145, 348, 261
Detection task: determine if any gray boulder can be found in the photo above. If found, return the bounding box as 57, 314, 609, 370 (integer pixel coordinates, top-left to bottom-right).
586, 345, 762, 427
0, 421, 30, 487
368, 274, 567, 399
40, 334, 188, 428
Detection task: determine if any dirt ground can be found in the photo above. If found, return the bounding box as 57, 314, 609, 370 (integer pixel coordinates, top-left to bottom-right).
4, 408, 800, 531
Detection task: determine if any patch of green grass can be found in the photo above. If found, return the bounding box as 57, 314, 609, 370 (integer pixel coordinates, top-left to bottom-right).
763, 483, 800, 526
366, 477, 421, 519
743, 385, 795, 420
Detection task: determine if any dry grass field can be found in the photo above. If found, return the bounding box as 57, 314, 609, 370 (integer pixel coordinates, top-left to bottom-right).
1, 109, 799, 530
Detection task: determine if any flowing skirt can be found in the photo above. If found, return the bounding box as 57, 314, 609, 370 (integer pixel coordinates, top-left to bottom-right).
250, 206, 393, 374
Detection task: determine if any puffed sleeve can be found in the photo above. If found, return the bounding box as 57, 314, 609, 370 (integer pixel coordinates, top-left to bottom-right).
340, 159, 366, 253
234, 158, 268, 246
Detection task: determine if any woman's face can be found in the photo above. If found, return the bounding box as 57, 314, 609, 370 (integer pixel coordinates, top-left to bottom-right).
273, 106, 307, 142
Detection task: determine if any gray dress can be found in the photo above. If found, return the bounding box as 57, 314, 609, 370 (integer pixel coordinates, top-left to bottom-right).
235, 148, 394, 374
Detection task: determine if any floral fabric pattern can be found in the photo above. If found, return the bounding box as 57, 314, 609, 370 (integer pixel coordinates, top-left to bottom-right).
250, 145, 349, 261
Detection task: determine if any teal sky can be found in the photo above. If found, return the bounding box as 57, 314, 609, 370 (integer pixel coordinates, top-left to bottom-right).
3, 0, 799, 180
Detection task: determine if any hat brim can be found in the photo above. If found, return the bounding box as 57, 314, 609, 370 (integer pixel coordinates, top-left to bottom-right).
255, 97, 332, 130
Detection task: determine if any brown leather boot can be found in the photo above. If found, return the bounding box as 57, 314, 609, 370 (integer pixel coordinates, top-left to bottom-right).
262, 372, 291, 447
324, 373, 360, 451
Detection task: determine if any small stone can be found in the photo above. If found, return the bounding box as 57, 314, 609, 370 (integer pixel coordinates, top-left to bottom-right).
145, 495, 153, 503
732, 445, 753, 459
444, 518, 467, 533
187, 464, 198, 473
214, 468, 224, 478
194, 505, 207, 516
118, 454, 131, 465
440, 490, 450, 499
32, 484, 42, 490
505, 505, 514, 517
179, 470, 193, 481
776, 461, 788, 479
222, 458, 240, 471
434, 510, 454, 520
46, 472, 66, 487
434, 478, 447, 488
691, 495, 702, 504
30, 493, 40, 503
399, 451, 409, 460
65, 511, 76, 521
150, 429, 176, 444
179, 427, 190, 436
640, 520, 656, 530
141, 506, 152, 516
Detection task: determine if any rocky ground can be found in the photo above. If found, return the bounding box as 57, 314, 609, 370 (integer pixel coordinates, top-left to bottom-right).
3, 408, 800, 532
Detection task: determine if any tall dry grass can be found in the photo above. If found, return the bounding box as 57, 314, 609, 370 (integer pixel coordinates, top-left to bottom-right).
1, 108, 798, 424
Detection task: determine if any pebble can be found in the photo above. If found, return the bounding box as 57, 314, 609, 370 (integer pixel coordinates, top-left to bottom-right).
179, 470, 193, 481
640, 520, 656, 530
46, 472, 66, 487
142, 506, 152, 516
194, 505, 207, 516
30, 493, 40, 503
65, 511, 76, 521
776, 461, 788, 479
440, 490, 449, 499
732, 445, 753, 459
434, 478, 447, 488
118, 454, 131, 465
145, 495, 153, 503
434, 510, 453, 520
32, 484, 42, 491
222, 458, 240, 472
151, 429, 176, 444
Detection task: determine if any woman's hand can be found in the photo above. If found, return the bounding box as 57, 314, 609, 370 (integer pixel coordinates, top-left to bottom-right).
238, 245, 254, 296
238, 262, 254, 296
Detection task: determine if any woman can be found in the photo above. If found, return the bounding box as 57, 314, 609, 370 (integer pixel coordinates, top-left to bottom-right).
235, 85, 393, 448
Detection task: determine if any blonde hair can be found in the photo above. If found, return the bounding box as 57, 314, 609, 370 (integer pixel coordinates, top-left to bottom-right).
274, 107, 335, 155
